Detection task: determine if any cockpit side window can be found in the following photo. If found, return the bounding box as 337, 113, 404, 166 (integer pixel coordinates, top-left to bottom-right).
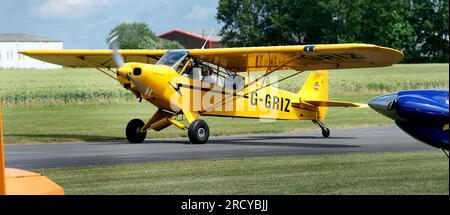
180, 58, 244, 91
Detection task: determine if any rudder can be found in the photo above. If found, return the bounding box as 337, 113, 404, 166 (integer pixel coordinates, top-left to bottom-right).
298, 70, 329, 119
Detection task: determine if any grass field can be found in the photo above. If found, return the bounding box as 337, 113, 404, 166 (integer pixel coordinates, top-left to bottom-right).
1, 64, 448, 143
37, 150, 448, 195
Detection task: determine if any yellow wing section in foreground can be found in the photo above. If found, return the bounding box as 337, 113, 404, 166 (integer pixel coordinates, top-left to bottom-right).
19, 49, 167, 68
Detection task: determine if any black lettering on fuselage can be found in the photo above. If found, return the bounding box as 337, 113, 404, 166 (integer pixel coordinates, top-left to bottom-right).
284, 98, 291, 112
265, 94, 271, 109
248, 94, 290, 113
272, 96, 280, 110
250, 92, 258, 105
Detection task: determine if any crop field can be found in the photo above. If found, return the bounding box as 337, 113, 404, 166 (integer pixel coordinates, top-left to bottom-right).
0, 64, 448, 105
0, 64, 448, 143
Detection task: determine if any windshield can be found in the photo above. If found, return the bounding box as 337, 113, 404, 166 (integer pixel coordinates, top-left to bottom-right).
156, 50, 189, 69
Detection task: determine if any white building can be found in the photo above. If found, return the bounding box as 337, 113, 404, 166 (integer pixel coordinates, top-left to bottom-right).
0, 33, 63, 69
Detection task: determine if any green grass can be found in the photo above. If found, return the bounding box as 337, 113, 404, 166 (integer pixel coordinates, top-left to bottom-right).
37, 150, 449, 195
0, 64, 448, 143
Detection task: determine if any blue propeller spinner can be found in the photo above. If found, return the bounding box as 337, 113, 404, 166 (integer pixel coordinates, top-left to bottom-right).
369, 90, 449, 155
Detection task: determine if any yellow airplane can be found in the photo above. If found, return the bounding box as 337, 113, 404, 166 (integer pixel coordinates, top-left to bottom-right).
20, 44, 403, 144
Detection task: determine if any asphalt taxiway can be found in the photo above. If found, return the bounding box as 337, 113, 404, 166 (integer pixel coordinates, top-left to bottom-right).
5, 126, 434, 169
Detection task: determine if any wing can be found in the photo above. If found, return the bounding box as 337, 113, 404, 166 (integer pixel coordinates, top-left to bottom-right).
189, 44, 404, 72
19, 49, 167, 68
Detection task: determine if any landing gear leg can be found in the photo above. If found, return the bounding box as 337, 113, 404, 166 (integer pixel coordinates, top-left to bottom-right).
313, 120, 330, 138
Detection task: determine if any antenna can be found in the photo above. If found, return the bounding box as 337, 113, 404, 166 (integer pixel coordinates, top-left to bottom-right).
201, 28, 215, 49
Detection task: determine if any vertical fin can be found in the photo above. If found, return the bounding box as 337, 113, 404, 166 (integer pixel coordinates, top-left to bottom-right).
297, 70, 329, 119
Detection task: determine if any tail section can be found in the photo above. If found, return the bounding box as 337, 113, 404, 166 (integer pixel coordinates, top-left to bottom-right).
295, 70, 367, 120
298, 70, 329, 119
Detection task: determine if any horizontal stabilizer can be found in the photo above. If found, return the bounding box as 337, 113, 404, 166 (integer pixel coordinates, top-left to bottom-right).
293, 100, 368, 108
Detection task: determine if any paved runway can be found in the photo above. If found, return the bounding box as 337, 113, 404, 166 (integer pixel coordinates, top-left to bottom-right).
5, 126, 434, 170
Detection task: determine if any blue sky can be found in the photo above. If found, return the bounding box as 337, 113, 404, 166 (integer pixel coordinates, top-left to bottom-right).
0, 0, 223, 49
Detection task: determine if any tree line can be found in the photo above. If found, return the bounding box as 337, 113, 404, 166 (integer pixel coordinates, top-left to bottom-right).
216, 0, 449, 63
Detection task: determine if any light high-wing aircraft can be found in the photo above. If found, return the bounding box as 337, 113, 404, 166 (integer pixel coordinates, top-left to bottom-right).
20, 44, 403, 144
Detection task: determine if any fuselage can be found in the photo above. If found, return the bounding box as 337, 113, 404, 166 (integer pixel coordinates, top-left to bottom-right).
116, 62, 320, 121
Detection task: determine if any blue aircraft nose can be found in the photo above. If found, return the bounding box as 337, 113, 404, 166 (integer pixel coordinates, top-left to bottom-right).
368, 93, 397, 120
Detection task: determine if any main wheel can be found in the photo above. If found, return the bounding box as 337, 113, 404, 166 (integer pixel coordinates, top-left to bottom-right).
126, 119, 147, 143
188, 119, 209, 144
322, 127, 330, 138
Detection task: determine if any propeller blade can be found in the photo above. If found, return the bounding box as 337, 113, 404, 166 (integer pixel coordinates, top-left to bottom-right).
108, 33, 125, 67
127, 73, 152, 97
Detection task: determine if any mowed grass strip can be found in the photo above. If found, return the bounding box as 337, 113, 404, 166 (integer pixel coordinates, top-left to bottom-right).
37, 150, 449, 195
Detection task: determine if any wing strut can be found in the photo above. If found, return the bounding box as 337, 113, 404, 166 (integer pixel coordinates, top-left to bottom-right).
201, 54, 301, 113
76, 57, 117, 80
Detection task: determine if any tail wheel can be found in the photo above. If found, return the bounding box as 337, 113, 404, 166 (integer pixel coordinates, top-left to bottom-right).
126, 119, 147, 143
188, 119, 210, 144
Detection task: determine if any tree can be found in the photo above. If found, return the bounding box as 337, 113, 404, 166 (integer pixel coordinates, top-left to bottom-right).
327, 0, 416, 61
106, 22, 184, 49
216, 0, 334, 47
216, 0, 449, 62
138, 36, 184, 49
408, 0, 449, 62
106, 22, 156, 49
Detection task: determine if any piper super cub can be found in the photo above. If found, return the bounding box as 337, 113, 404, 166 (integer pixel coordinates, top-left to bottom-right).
20, 43, 403, 144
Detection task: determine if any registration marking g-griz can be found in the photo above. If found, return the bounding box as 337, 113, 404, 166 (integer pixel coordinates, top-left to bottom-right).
250, 92, 290, 112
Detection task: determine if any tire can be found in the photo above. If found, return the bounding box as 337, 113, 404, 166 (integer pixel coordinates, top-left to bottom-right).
322, 127, 330, 138
188, 119, 209, 144
126, 119, 147, 143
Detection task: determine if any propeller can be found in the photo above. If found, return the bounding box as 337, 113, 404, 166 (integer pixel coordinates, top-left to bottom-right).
107, 33, 125, 67
108, 32, 153, 98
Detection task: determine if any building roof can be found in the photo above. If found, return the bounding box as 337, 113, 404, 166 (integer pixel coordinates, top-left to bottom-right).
159, 29, 222, 42
0, 33, 62, 42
